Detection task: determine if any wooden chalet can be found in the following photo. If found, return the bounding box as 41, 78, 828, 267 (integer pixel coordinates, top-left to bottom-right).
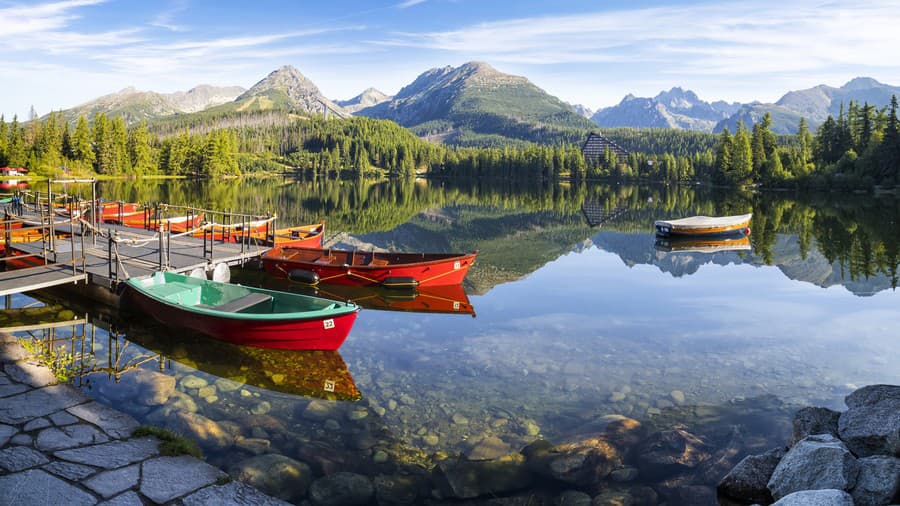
581, 132, 629, 161
0, 166, 28, 176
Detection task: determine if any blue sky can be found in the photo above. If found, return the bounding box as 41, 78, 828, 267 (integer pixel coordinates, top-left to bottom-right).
2, 0, 899, 119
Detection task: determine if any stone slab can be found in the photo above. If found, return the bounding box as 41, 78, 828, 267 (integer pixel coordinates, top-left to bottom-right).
4, 360, 58, 387
0, 445, 50, 471
84, 463, 140, 499
50, 410, 80, 426
0, 381, 29, 398
0, 384, 88, 424
55, 437, 159, 469
10, 433, 33, 446
0, 423, 17, 447
140, 455, 227, 504
23, 417, 51, 432
67, 401, 139, 439
43, 460, 99, 481
36, 424, 111, 451
0, 469, 97, 506
0, 341, 30, 362
183, 480, 293, 506
99, 490, 143, 506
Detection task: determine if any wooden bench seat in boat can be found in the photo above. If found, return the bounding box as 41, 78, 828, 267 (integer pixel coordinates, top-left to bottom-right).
198, 292, 272, 312
368, 258, 389, 266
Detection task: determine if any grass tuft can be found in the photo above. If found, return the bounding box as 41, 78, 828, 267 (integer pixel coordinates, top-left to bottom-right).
133, 425, 203, 458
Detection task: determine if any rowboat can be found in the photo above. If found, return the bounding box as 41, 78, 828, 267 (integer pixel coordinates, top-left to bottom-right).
93, 201, 142, 223
192, 221, 324, 248
118, 211, 204, 233
123, 271, 360, 350
654, 213, 751, 237
654, 235, 751, 253
261, 246, 477, 288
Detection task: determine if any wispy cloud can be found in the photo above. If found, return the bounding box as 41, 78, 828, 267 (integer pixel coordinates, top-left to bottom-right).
151, 0, 189, 32
0, 0, 107, 35
397, 0, 427, 8
379, 0, 900, 76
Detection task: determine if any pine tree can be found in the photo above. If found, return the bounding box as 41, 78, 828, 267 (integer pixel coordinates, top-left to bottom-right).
127, 121, 153, 174
71, 115, 95, 166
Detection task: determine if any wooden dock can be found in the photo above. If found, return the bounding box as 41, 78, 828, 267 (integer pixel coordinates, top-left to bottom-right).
0, 264, 88, 297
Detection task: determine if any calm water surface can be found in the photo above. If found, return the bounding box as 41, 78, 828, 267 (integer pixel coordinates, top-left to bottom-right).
6, 178, 900, 502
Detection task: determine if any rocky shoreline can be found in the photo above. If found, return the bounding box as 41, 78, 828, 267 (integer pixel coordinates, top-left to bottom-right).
718, 384, 900, 505
0, 332, 289, 505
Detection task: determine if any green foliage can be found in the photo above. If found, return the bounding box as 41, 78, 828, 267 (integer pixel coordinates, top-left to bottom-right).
17, 338, 78, 383
133, 425, 203, 458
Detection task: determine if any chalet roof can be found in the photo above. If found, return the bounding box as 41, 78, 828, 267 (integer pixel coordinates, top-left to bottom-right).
0, 167, 28, 173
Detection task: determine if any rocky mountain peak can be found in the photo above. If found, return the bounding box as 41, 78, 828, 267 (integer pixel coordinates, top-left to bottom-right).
842, 77, 883, 91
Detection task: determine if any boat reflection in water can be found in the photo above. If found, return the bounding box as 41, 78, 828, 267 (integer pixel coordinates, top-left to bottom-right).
234, 267, 476, 316
654, 234, 752, 254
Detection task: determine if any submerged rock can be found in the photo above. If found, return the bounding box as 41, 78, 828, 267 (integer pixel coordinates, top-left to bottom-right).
433, 453, 532, 499
309, 471, 374, 506
229, 453, 313, 503
635, 428, 711, 478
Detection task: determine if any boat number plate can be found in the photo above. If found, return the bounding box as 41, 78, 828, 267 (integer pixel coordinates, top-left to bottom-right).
453, 301, 460, 311
323, 319, 335, 329
323, 380, 336, 392
454, 261, 461, 270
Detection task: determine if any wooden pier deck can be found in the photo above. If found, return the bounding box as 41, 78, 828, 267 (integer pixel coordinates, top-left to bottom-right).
0, 264, 88, 297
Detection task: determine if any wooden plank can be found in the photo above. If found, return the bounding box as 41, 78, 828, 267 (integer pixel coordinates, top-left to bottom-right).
0, 265, 88, 297
0, 317, 88, 332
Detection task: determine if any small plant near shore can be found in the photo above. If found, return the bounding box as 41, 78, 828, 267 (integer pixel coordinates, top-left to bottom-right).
133, 426, 203, 458
17, 338, 79, 383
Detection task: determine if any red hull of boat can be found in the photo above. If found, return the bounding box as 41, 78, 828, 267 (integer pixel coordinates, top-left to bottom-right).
262, 249, 476, 287
123, 286, 359, 350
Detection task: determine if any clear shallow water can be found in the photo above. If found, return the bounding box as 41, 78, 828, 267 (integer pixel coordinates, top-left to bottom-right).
5, 179, 900, 503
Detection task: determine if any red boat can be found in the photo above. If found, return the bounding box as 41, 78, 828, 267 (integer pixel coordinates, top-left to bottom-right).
94, 202, 142, 223
262, 246, 477, 288
192, 220, 324, 247
124, 271, 360, 350
118, 211, 204, 233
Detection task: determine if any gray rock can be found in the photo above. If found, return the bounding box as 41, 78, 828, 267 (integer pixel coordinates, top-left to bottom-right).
0, 469, 97, 506
767, 434, 860, 500
228, 453, 313, 502
434, 454, 533, 499
4, 359, 58, 387
635, 429, 711, 478
0, 340, 30, 362
554, 489, 591, 505
55, 437, 159, 469
0, 423, 17, 447
42, 460, 98, 480
23, 417, 51, 432
0, 369, 29, 398
845, 384, 900, 408
183, 480, 293, 506
302, 399, 339, 421
36, 424, 111, 451
0, 445, 49, 471
140, 455, 227, 503
850, 455, 900, 506
0, 384, 87, 424
67, 401, 139, 439
98, 490, 143, 506
771, 489, 854, 505
838, 399, 900, 457
718, 447, 785, 503
180, 374, 209, 389
309, 472, 374, 506
83, 463, 140, 499
373, 473, 426, 505
792, 407, 841, 444
609, 466, 639, 482
50, 410, 79, 425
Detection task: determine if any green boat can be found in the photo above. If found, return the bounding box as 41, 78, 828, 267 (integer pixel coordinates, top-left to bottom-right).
123, 271, 360, 350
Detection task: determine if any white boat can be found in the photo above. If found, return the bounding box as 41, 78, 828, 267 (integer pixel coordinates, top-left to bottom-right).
654, 213, 752, 237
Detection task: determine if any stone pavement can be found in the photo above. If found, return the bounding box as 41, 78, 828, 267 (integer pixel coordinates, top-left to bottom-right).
0, 332, 291, 505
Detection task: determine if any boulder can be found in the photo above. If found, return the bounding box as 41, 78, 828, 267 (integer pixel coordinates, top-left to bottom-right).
767, 434, 859, 501
434, 454, 533, 499
553, 490, 591, 505
717, 447, 786, 504
635, 429, 711, 478
850, 455, 900, 506
166, 411, 233, 449
838, 399, 900, 457
373, 473, 427, 505
771, 489, 854, 505
229, 453, 313, 503
523, 436, 622, 487
100, 369, 175, 406
309, 471, 374, 506
792, 407, 840, 444
844, 384, 900, 408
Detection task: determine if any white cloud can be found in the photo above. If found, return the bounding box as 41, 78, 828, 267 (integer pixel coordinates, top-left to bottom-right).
151, 0, 189, 32
397, 0, 427, 8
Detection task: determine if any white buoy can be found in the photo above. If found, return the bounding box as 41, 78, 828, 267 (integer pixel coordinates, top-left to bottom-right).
208, 263, 231, 283
188, 268, 206, 279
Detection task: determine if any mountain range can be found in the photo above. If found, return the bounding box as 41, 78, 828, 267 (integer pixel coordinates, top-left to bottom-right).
47, 63, 900, 142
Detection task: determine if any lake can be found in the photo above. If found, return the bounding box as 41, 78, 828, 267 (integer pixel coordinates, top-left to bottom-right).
5, 177, 900, 504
